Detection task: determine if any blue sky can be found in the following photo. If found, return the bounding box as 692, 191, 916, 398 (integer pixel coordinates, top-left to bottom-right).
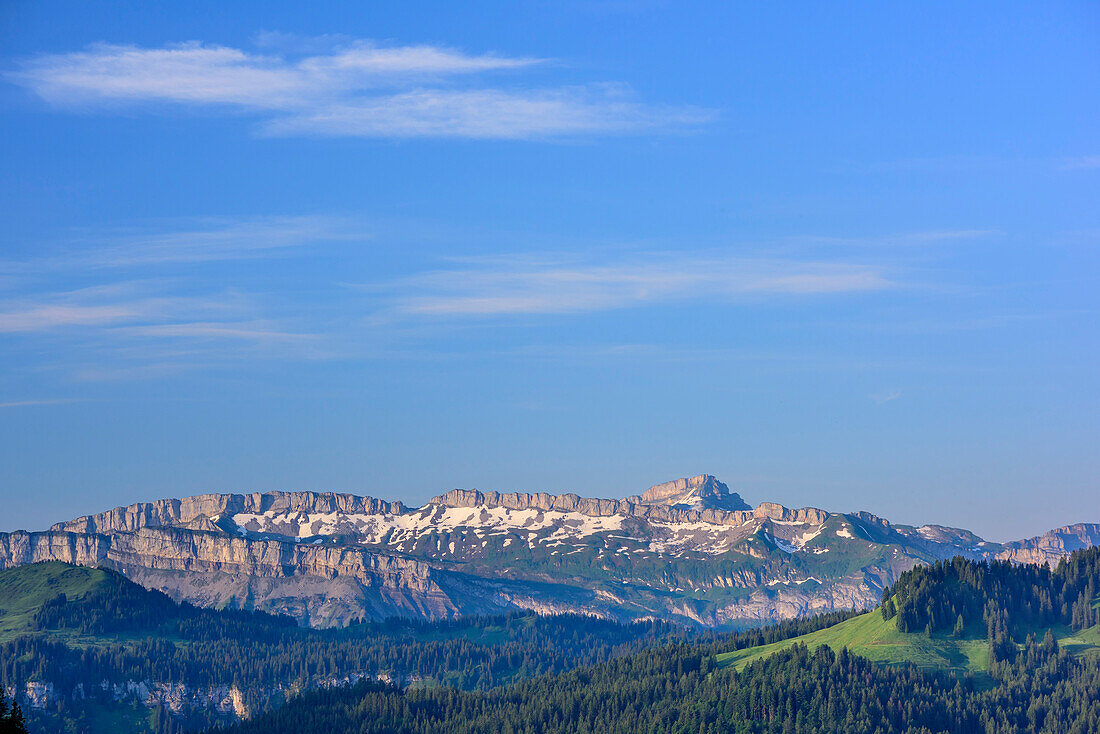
1, 1, 1097, 540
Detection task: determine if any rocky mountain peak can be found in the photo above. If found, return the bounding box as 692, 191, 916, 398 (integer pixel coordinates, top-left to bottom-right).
6, 476, 1095, 631
996, 523, 1100, 565
631, 474, 751, 512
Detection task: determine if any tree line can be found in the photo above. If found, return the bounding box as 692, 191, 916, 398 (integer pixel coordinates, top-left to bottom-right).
215, 547, 1100, 734
212, 630, 1100, 733
0, 565, 860, 733
880, 544, 1100, 636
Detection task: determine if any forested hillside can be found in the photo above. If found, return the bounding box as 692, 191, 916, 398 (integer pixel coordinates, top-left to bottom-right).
5, 549, 1100, 733
0, 562, 858, 733
215, 547, 1100, 734
217, 639, 1100, 734
882, 545, 1100, 635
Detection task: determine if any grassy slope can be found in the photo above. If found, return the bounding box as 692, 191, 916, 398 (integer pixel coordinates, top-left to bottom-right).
717, 610, 988, 673
0, 561, 111, 642
716, 608, 1100, 674
1056, 623, 1100, 657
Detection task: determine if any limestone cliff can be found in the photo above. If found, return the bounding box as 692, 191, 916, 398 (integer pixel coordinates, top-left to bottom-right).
429, 485, 824, 527
0, 527, 473, 626
632, 474, 752, 511
995, 523, 1100, 565
2, 475, 1096, 629
0, 531, 109, 568
52, 492, 406, 535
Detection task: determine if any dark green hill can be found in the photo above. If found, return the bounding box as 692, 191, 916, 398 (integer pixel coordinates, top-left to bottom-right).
0, 562, 708, 733
0, 562, 113, 641
0, 561, 296, 646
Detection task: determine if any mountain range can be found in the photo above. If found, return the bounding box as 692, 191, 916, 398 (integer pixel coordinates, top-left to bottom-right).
2, 474, 1097, 628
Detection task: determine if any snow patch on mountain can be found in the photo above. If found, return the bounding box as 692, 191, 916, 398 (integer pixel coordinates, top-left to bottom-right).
232, 506, 625, 544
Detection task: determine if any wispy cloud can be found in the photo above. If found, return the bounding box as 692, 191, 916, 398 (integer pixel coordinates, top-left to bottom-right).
12, 41, 538, 107
366, 252, 894, 317
0, 215, 357, 381
870, 390, 902, 404
0, 215, 362, 273
0, 398, 84, 409
10, 40, 708, 139
0, 303, 139, 332
119, 321, 316, 344
1, 219, 907, 383
77, 215, 360, 268
0, 279, 320, 379
0, 281, 240, 334
261, 86, 703, 140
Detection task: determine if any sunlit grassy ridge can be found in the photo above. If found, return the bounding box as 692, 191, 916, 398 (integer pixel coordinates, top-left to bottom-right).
0, 561, 111, 641
716, 605, 1100, 674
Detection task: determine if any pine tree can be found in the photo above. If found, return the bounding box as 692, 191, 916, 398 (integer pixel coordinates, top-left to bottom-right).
953, 614, 965, 638
8, 701, 28, 734
1042, 628, 1058, 655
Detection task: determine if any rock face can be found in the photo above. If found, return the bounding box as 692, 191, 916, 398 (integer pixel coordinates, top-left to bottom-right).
429, 475, 788, 527
0, 531, 109, 567
632, 474, 751, 511
995, 524, 1100, 565
0, 527, 509, 627
51, 492, 405, 535
2, 475, 1097, 629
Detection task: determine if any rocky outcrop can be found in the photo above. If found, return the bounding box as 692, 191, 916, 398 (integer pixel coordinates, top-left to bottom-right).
431, 484, 823, 528
52, 492, 406, 535
10, 669, 415, 724
752, 502, 830, 525
996, 523, 1100, 565
632, 474, 751, 511
0, 526, 474, 626
15, 678, 259, 718
0, 531, 109, 568
432, 489, 630, 517
105, 526, 434, 584
850, 511, 892, 530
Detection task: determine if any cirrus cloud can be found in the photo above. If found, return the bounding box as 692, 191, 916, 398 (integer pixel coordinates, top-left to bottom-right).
10, 39, 710, 139
367, 252, 895, 317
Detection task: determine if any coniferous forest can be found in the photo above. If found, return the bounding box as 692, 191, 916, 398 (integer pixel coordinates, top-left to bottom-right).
3, 548, 1100, 732
215, 637, 1100, 734
0, 562, 856, 733
214, 547, 1100, 734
